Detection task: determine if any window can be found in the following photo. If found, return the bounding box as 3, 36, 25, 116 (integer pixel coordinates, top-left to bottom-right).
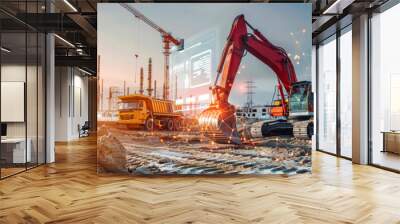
339, 26, 352, 158
317, 35, 337, 154
316, 26, 353, 159
371, 3, 400, 171
0, 2, 47, 179
119, 101, 143, 110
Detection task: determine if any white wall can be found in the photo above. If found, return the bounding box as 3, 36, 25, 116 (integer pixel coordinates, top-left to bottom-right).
55, 67, 69, 141
1, 63, 46, 164
1, 65, 40, 138
71, 73, 89, 138
1, 65, 26, 138
55, 67, 89, 141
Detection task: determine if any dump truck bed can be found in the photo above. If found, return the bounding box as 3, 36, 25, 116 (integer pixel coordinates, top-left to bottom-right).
119, 94, 181, 117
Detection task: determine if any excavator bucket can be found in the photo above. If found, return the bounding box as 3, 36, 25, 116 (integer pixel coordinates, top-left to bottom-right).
198, 106, 241, 144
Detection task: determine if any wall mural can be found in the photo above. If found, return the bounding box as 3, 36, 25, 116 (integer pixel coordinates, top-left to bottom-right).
97, 3, 313, 175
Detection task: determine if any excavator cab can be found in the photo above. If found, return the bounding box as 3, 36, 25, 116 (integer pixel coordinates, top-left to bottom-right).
288, 81, 313, 118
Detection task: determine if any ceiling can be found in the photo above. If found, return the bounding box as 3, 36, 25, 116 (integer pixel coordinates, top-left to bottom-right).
0, 0, 391, 74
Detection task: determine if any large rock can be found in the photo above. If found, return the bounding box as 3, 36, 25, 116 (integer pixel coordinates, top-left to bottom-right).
97, 127, 128, 173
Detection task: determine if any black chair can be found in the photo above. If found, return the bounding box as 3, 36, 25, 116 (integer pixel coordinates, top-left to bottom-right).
79, 121, 90, 138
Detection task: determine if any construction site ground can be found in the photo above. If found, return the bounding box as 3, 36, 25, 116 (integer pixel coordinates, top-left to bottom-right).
97, 122, 312, 176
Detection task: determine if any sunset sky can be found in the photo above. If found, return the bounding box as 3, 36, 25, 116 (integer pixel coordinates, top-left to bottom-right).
98, 3, 311, 108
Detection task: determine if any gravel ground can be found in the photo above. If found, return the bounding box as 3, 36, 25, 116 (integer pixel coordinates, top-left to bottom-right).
100, 128, 312, 176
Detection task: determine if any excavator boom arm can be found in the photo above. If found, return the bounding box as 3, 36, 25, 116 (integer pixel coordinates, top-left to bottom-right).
199, 14, 299, 144
215, 14, 297, 101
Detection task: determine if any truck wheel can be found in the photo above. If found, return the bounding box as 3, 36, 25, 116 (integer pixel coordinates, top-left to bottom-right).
307, 122, 314, 139
145, 118, 154, 131
173, 119, 182, 131
167, 119, 174, 131
127, 125, 135, 130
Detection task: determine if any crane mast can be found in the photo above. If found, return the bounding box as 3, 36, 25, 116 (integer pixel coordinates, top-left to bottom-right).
120, 3, 184, 100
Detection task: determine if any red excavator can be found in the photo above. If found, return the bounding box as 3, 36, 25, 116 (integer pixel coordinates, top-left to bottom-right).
198, 15, 313, 144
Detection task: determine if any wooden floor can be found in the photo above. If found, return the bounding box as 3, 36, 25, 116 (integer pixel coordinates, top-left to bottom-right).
372, 150, 400, 171
0, 167, 26, 178
1, 136, 400, 224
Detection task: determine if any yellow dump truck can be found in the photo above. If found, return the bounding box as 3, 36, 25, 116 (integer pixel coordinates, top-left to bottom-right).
118, 94, 183, 131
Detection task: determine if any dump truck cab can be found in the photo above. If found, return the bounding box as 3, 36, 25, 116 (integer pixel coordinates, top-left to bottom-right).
118, 99, 148, 127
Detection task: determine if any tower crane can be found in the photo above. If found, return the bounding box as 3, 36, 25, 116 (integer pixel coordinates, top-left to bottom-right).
120, 3, 184, 100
